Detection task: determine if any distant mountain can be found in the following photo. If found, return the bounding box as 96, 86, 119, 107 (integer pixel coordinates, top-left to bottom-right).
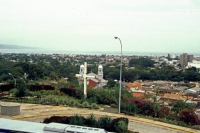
0, 44, 34, 49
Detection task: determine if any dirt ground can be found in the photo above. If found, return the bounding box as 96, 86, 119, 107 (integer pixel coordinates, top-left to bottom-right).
0, 102, 199, 133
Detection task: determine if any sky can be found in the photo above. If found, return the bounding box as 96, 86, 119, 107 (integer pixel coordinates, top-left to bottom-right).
0, 0, 200, 53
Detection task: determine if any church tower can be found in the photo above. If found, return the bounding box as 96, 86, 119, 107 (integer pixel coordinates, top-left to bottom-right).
98, 65, 103, 88
98, 65, 103, 80
80, 64, 84, 75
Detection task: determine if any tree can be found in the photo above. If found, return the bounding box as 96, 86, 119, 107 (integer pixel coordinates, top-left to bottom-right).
14, 62, 29, 73
153, 103, 161, 117
49, 72, 58, 80
123, 71, 134, 82
106, 79, 117, 88
14, 83, 29, 99
11, 66, 24, 78
28, 64, 45, 80
129, 57, 154, 68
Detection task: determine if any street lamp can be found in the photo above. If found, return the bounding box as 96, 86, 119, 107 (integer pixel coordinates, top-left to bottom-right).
24, 73, 28, 80
9, 73, 16, 86
114, 36, 122, 113
20, 78, 26, 84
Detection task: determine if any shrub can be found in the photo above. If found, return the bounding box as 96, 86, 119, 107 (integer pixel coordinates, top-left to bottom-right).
179, 108, 199, 125
115, 120, 127, 133
90, 103, 99, 109
125, 98, 147, 113
85, 114, 97, 127
112, 117, 128, 133
27, 85, 55, 91
74, 101, 81, 107
40, 95, 54, 105
57, 98, 63, 105
69, 115, 85, 126
0, 84, 14, 92
96, 116, 113, 131
62, 99, 68, 105
82, 101, 89, 108
43, 116, 70, 124
158, 107, 170, 118
9, 88, 17, 95
52, 98, 59, 105
60, 88, 77, 97
68, 99, 76, 107
128, 103, 137, 115
32, 91, 42, 98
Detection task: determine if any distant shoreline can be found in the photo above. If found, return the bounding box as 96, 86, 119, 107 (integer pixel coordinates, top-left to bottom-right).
0, 49, 199, 57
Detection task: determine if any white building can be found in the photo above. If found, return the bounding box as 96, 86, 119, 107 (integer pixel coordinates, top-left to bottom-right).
78, 64, 106, 89
188, 60, 200, 69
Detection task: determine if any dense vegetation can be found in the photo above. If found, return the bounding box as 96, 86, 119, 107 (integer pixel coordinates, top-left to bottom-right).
0, 54, 200, 86
121, 98, 200, 128
43, 115, 132, 133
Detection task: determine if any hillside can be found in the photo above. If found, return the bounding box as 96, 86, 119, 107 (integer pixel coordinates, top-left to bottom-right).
0, 44, 32, 49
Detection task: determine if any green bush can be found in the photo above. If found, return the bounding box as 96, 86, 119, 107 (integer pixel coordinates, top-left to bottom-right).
68, 99, 76, 107
69, 115, 85, 126
112, 117, 129, 133
127, 103, 137, 115
40, 95, 54, 105
90, 103, 99, 109
96, 116, 113, 131
57, 98, 63, 105
74, 101, 81, 107
82, 101, 89, 108
9, 88, 16, 95
115, 120, 127, 133
85, 114, 97, 127
52, 98, 59, 105
32, 91, 42, 98
62, 99, 68, 105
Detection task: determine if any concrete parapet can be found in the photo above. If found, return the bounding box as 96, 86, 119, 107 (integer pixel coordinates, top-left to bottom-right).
0, 102, 20, 116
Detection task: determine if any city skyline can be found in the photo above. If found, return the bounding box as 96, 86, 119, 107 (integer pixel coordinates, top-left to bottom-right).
0, 0, 200, 53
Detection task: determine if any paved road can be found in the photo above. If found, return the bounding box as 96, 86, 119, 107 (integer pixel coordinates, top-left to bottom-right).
102, 106, 195, 133
129, 120, 185, 133
0, 102, 199, 133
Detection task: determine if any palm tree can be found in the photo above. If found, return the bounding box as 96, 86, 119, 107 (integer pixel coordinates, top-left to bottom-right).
14, 83, 29, 100
153, 103, 161, 117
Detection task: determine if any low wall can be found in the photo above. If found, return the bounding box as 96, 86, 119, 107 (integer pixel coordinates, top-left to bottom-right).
0, 103, 20, 116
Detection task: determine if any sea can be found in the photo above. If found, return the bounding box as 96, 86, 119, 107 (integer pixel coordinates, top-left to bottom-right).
0, 48, 200, 57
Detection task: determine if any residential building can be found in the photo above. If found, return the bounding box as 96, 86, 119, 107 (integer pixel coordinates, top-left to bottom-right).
180, 53, 193, 68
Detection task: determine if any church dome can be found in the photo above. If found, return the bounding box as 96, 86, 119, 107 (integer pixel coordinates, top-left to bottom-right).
80, 64, 84, 68
98, 65, 103, 68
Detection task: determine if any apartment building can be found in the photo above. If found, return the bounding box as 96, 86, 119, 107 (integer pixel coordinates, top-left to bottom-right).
180, 53, 193, 68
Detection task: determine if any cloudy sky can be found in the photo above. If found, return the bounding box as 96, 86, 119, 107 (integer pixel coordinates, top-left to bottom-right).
0, 0, 200, 53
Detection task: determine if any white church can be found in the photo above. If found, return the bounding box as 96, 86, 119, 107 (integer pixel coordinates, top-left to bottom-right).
78, 64, 107, 89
